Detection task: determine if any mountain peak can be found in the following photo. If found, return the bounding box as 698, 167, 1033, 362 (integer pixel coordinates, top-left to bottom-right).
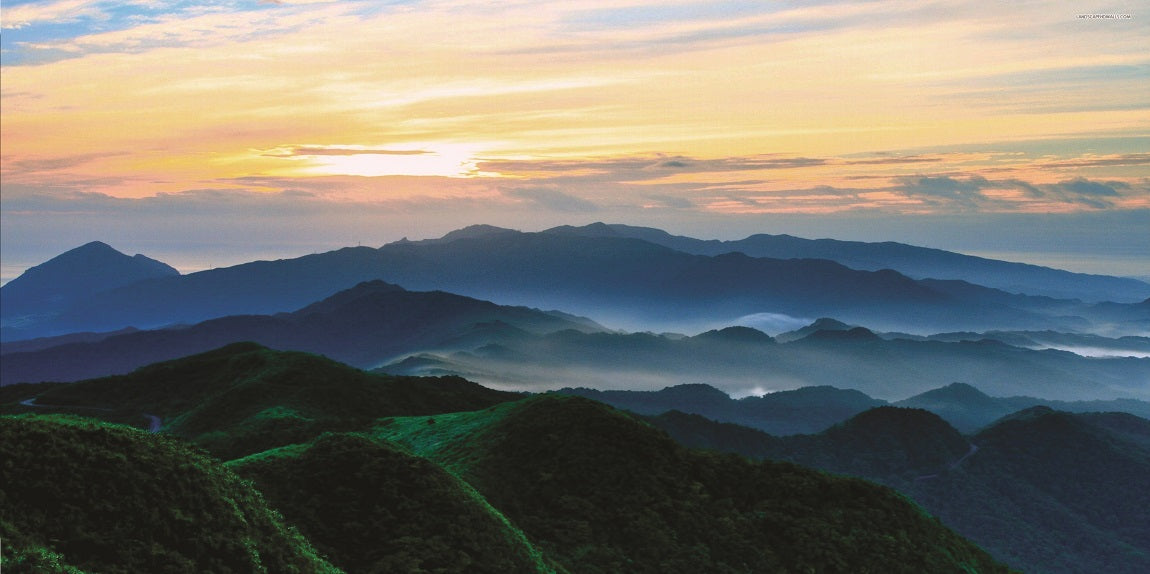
48, 241, 168, 268
775, 317, 857, 343
290, 280, 408, 316
994, 405, 1057, 424
544, 222, 620, 236
385, 225, 519, 247
654, 383, 732, 401
1, 241, 180, 324
438, 224, 518, 242
809, 317, 852, 330
804, 326, 880, 342
692, 325, 775, 344
73, 240, 118, 254
910, 382, 993, 404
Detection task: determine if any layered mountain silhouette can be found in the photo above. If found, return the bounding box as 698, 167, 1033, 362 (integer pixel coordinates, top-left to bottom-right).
558, 384, 886, 435
649, 405, 1150, 574
381, 320, 1147, 401
6, 279, 1145, 402
0, 280, 603, 385
5, 225, 1146, 340
560, 380, 1150, 435
2, 345, 1012, 574
894, 381, 1150, 432
544, 222, 1150, 303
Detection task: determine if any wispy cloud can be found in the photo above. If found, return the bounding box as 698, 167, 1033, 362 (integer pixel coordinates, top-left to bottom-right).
2, 0, 1147, 278
264, 146, 435, 157
2, 0, 103, 29
504, 186, 600, 212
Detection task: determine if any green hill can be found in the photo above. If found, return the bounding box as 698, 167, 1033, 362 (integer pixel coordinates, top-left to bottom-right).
228, 432, 560, 574
21, 342, 522, 459
5, 348, 1016, 572
377, 395, 1011, 574
648, 405, 1150, 573
0, 414, 338, 573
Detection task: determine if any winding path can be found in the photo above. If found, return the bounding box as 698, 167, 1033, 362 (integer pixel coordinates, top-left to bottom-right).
949, 443, 980, 469
914, 442, 980, 481
19, 398, 162, 433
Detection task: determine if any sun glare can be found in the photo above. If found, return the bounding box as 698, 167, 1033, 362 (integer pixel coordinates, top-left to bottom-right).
297, 144, 489, 178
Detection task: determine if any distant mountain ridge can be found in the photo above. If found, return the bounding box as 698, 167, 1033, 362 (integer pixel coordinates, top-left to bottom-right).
0, 280, 604, 384
562, 381, 1150, 435
543, 222, 1150, 303
558, 384, 886, 435
894, 381, 1150, 432
5, 224, 1146, 340
7, 274, 1146, 401
380, 319, 1147, 401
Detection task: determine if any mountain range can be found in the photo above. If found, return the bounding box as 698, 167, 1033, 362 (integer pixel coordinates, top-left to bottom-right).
3, 223, 1147, 572
379, 322, 1147, 401
0, 280, 603, 385
5, 280, 1146, 403
4, 224, 1147, 340
542, 222, 1150, 303
558, 381, 1150, 435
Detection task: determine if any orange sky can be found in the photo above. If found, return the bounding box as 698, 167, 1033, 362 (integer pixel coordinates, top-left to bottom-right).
2, 0, 1148, 279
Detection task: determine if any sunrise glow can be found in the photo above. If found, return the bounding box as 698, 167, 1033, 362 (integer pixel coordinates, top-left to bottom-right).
2, 0, 1147, 279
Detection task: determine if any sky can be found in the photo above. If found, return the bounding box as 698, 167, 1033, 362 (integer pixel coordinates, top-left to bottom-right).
2, 0, 1148, 284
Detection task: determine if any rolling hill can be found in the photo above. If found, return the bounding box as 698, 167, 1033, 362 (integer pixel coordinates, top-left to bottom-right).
11, 342, 524, 460
373, 394, 1011, 573
228, 432, 558, 573
648, 406, 1150, 574
0, 414, 338, 573
2, 347, 1014, 573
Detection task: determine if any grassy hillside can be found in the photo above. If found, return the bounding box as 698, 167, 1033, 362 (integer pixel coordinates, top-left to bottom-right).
22, 342, 522, 459
0, 414, 339, 573
4, 347, 1017, 572
229, 432, 561, 574
377, 395, 1011, 574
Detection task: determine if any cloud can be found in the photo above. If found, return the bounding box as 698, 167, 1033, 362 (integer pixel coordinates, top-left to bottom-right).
842, 155, 941, 166
503, 187, 599, 212
643, 194, 695, 209
264, 146, 434, 157
893, 175, 989, 208
4, 152, 127, 175
1042, 178, 1125, 208
1051, 178, 1124, 197
1040, 154, 1150, 169
1, 0, 101, 29
480, 154, 827, 183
